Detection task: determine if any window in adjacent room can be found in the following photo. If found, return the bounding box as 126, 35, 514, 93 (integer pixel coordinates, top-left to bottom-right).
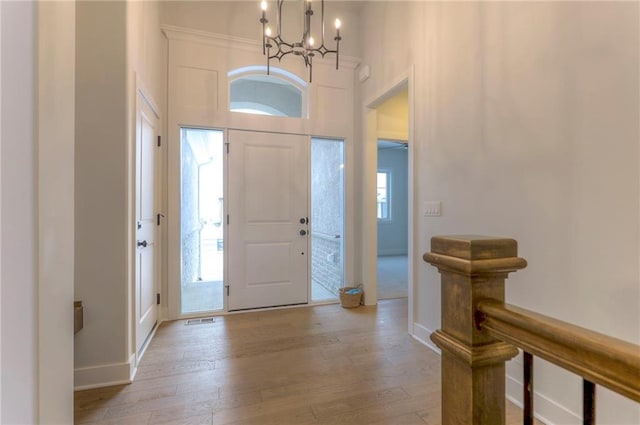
377, 170, 390, 220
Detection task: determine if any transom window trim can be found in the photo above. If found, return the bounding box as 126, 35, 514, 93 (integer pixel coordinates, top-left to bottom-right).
228, 66, 308, 88
228, 66, 309, 118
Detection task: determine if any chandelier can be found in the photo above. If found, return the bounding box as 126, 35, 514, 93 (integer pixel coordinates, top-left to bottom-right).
260, 0, 341, 82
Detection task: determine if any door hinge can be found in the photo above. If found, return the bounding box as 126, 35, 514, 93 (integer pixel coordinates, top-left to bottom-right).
157, 213, 165, 226
225, 142, 229, 154
225, 284, 230, 296
157, 135, 161, 147
156, 293, 160, 305
226, 214, 229, 225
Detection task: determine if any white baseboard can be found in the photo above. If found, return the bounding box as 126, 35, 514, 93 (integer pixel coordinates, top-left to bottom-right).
75, 319, 166, 390
412, 322, 441, 355
506, 375, 580, 425
134, 318, 164, 371
74, 359, 133, 391
159, 306, 169, 321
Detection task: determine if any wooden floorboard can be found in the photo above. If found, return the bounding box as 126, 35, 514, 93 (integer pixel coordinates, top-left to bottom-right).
75, 299, 543, 425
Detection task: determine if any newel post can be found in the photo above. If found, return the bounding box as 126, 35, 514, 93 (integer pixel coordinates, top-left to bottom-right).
423, 235, 527, 425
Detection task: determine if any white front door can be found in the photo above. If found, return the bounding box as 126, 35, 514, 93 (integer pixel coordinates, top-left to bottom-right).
227, 130, 309, 310
135, 91, 159, 355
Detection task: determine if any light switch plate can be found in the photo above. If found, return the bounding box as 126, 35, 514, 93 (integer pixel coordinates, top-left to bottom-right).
423, 201, 441, 217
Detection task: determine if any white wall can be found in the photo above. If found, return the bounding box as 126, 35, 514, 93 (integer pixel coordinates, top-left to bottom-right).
75, 0, 130, 388
1, 1, 37, 422
75, 0, 166, 389
38, 1, 76, 422
1, 2, 76, 421
1, 3, 4, 420
1, 1, 3, 415
358, 2, 639, 424
161, 1, 362, 59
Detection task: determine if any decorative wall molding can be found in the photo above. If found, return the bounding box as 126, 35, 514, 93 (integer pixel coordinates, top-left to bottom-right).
161, 24, 360, 70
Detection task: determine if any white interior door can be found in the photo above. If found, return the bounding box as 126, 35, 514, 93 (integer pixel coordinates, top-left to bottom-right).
228, 130, 309, 310
135, 91, 159, 354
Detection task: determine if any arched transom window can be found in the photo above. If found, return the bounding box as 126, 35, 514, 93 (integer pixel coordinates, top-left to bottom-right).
228, 66, 308, 118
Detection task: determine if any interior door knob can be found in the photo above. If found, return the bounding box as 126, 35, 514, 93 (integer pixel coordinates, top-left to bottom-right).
299, 230, 307, 236
137, 240, 148, 248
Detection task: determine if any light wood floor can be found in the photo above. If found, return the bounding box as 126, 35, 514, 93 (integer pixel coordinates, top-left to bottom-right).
75, 299, 539, 425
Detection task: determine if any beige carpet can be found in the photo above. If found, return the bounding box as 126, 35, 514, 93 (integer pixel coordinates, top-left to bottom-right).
378, 255, 408, 299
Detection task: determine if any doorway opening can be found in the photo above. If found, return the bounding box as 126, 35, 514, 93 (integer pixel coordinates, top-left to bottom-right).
180, 128, 225, 314
362, 70, 413, 329
311, 137, 345, 302
377, 140, 409, 299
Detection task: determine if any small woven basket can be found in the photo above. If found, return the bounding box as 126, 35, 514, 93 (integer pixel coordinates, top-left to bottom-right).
339, 286, 363, 308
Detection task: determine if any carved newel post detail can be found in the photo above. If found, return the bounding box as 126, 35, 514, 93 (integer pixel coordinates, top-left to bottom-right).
423, 235, 527, 425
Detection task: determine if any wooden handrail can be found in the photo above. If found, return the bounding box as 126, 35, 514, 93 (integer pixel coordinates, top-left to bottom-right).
423, 235, 640, 425
476, 300, 640, 403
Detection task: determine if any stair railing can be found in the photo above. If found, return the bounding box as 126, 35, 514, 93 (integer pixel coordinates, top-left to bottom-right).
423, 235, 639, 425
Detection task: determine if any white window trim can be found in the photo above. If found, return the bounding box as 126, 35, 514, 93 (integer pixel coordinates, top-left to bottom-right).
227, 66, 309, 118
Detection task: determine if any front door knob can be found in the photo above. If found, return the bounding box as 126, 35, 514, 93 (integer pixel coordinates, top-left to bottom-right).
299, 230, 307, 236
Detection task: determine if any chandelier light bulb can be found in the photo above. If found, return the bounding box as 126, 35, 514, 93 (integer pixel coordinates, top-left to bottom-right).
308, 36, 314, 47
335, 18, 341, 29
261, 1, 267, 11
265, 26, 272, 37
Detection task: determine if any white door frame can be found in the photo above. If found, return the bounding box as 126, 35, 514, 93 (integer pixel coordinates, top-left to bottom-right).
168, 125, 351, 319
133, 84, 161, 362
362, 66, 415, 334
